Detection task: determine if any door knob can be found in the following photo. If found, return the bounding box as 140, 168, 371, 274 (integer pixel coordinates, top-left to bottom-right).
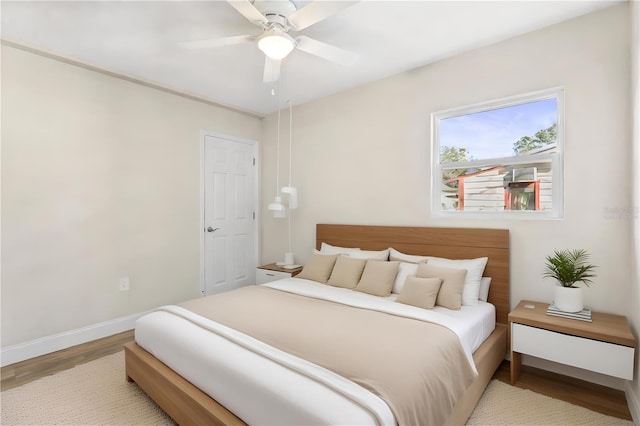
207, 227, 219, 233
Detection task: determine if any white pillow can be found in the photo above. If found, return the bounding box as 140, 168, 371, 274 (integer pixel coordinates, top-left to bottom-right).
393, 262, 419, 294
425, 256, 488, 306
479, 277, 492, 302
320, 242, 361, 255
389, 247, 429, 263
348, 248, 390, 261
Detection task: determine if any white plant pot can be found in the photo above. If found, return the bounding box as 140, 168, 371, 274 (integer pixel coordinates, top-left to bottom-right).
554, 285, 584, 313
284, 252, 295, 266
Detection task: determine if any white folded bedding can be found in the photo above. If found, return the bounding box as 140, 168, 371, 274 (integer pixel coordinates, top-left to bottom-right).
134, 278, 495, 425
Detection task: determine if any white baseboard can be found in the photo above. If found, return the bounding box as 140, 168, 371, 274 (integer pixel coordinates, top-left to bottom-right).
626, 381, 640, 425
1, 311, 148, 367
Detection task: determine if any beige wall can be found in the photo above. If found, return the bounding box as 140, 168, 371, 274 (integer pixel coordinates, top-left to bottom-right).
629, 0, 640, 421
1, 45, 261, 347
262, 7, 632, 320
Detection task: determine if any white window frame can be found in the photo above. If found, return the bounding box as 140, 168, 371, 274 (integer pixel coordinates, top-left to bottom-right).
431, 87, 564, 219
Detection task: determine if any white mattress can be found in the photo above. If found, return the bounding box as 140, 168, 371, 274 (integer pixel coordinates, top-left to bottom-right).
135, 278, 495, 425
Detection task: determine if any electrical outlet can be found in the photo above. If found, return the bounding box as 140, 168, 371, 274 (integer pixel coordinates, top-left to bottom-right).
119, 277, 130, 292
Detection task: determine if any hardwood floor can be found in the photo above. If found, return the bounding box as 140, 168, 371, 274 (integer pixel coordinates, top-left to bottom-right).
1, 332, 633, 421
1, 330, 134, 391
493, 360, 632, 421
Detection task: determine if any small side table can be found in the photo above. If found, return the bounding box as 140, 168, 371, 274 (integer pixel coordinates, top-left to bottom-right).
256, 263, 303, 284
508, 300, 636, 384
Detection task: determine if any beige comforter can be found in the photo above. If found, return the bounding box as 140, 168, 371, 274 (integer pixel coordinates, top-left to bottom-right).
180, 285, 477, 426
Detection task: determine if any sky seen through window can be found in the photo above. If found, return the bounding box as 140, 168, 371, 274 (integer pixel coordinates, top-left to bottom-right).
440, 98, 558, 161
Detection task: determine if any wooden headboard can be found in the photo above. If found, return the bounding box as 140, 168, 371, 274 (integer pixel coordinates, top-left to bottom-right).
316, 224, 510, 325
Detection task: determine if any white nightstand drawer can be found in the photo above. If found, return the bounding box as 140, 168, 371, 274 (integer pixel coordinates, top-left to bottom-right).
512, 323, 634, 380
256, 268, 292, 284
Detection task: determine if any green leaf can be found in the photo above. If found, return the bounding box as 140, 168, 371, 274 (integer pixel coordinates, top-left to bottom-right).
543, 249, 597, 287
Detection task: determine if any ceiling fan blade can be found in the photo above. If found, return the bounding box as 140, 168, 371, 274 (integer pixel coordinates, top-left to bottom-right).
295, 35, 358, 66
288, 1, 359, 31
263, 57, 281, 83
227, 0, 268, 25
179, 35, 254, 49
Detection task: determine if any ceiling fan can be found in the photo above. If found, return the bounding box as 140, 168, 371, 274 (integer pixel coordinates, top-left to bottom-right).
180, 0, 360, 82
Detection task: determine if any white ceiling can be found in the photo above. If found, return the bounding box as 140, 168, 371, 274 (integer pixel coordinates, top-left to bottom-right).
1, 0, 621, 116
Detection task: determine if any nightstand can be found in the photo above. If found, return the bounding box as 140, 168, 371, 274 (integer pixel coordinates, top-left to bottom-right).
256, 263, 303, 284
509, 300, 636, 384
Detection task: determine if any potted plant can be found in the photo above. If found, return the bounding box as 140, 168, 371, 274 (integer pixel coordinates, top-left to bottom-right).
543, 249, 597, 313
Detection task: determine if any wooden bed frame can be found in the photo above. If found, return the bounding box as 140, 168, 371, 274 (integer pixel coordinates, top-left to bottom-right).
125, 224, 509, 425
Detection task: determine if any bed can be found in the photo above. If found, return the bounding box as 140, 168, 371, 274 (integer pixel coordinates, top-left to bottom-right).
125, 224, 510, 425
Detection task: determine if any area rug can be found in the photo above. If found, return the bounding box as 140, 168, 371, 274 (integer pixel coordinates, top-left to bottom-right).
1, 351, 175, 425
467, 379, 633, 426
0, 351, 634, 425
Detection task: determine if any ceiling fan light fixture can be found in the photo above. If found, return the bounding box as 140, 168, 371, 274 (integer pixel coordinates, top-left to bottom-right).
257, 30, 295, 60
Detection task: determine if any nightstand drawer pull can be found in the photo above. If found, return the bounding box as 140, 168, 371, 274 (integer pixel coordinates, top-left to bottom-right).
255, 266, 298, 284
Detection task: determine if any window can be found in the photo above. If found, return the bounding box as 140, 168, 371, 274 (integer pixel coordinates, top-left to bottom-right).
432, 88, 564, 218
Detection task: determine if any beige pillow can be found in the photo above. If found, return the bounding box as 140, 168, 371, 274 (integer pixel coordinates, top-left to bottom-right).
296, 253, 339, 283
354, 260, 400, 297
327, 256, 367, 289
416, 263, 467, 310
396, 276, 443, 309
426, 256, 488, 306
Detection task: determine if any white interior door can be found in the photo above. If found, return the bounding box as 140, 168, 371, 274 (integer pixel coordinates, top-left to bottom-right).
203, 134, 256, 295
